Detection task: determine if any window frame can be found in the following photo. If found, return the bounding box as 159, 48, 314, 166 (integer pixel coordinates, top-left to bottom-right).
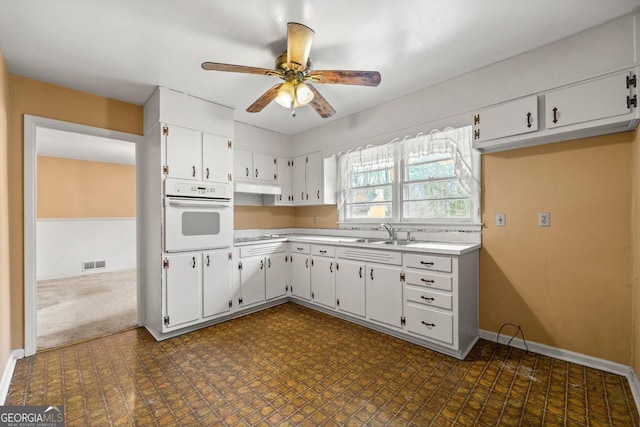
338, 126, 481, 227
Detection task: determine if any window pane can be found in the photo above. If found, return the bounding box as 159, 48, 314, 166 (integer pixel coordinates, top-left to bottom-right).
405, 159, 455, 181
403, 199, 471, 219
347, 203, 392, 219
350, 169, 393, 187
347, 186, 392, 204
404, 180, 468, 201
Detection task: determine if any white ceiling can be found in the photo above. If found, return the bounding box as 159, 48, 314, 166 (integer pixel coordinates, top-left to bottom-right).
37, 128, 135, 165
1, 1, 639, 136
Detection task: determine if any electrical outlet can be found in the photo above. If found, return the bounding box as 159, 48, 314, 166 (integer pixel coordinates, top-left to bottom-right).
496, 213, 506, 227
539, 212, 550, 227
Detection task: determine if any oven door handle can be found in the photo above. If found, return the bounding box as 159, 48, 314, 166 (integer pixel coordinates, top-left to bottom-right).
167, 198, 231, 208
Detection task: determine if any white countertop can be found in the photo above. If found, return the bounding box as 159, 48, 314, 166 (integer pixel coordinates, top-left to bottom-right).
234, 234, 480, 255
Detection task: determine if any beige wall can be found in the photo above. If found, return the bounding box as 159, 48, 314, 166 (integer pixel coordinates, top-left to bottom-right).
482, 132, 634, 364
0, 51, 11, 382
234, 206, 295, 230
294, 206, 338, 229
7, 75, 143, 350
37, 156, 135, 218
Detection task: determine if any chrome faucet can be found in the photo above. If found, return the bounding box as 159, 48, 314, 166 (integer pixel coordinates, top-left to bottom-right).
380, 223, 395, 241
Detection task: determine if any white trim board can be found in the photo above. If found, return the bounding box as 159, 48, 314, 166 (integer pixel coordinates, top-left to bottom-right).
23, 115, 143, 357
479, 329, 640, 413
0, 350, 24, 405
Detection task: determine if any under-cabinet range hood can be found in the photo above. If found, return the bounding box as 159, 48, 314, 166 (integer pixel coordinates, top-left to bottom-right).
234, 181, 282, 195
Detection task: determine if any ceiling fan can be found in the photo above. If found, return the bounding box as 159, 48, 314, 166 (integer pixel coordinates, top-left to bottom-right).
201, 22, 381, 118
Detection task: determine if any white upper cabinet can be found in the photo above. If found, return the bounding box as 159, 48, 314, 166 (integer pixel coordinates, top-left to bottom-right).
164, 125, 202, 180
292, 152, 337, 206
164, 124, 232, 184
472, 95, 538, 144
473, 68, 639, 153
234, 149, 277, 184
545, 70, 636, 129
273, 157, 293, 205
202, 133, 232, 184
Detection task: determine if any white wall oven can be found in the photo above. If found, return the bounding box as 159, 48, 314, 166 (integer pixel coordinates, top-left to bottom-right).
164, 178, 232, 252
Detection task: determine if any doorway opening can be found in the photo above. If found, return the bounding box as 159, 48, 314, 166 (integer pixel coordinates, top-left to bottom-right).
24, 116, 143, 355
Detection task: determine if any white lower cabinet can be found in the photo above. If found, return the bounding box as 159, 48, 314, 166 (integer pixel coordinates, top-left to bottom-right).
237, 242, 290, 308
163, 249, 233, 331
266, 252, 290, 300
203, 250, 234, 318
310, 245, 336, 308
335, 260, 366, 317
402, 251, 479, 357
366, 264, 403, 328
290, 244, 311, 300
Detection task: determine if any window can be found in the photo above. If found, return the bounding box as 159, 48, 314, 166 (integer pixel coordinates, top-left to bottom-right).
338, 126, 480, 225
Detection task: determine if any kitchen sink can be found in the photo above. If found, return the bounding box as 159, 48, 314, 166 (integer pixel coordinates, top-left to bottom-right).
370, 239, 412, 246
353, 238, 386, 244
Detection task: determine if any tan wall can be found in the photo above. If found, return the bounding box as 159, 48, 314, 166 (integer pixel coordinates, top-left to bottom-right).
294, 206, 339, 229
481, 132, 633, 364
234, 206, 295, 230
37, 156, 135, 218
0, 51, 11, 380
8, 75, 143, 349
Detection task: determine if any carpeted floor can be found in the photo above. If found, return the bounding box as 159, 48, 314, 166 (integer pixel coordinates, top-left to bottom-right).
36, 269, 137, 350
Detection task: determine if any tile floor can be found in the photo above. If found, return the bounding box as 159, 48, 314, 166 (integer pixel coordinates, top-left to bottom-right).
6, 302, 639, 426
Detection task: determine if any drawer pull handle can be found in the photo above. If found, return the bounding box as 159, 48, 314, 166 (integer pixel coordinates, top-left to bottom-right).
319, 250, 327, 254
552, 107, 558, 124
297, 247, 304, 251
526, 112, 532, 128
420, 296, 435, 302
359, 267, 362, 278
420, 278, 435, 284
370, 268, 374, 280
329, 262, 333, 273
420, 261, 435, 266
421, 321, 436, 327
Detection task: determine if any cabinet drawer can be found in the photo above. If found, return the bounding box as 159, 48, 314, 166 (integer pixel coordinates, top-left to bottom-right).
405, 303, 453, 345
404, 254, 452, 273
404, 270, 452, 292
291, 243, 311, 254
405, 286, 452, 310
311, 245, 335, 257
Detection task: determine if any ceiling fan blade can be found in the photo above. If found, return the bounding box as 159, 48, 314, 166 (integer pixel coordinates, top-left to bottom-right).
307, 70, 381, 87
246, 84, 282, 113
306, 84, 336, 118
201, 62, 280, 77
287, 22, 314, 71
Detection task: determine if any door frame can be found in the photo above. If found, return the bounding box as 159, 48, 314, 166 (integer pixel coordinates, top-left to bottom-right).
23, 115, 143, 356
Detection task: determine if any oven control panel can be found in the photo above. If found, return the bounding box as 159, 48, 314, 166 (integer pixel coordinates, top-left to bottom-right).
165, 178, 230, 199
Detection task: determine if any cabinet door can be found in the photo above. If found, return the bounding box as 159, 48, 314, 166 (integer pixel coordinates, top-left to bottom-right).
290, 253, 311, 299
203, 249, 233, 318
266, 252, 290, 300
165, 125, 202, 180
305, 151, 323, 203
292, 155, 307, 204
335, 260, 366, 317
234, 149, 253, 181
366, 264, 403, 328
472, 95, 538, 144
164, 253, 201, 329
202, 133, 232, 184
311, 256, 335, 308
546, 70, 635, 129
253, 152, 277, 183
239, 257, 266, 307
274, 157, 293, 205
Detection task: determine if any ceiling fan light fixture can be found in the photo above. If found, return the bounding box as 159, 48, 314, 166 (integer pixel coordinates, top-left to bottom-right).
295, 82, 314, 106
275, 81, 295, 107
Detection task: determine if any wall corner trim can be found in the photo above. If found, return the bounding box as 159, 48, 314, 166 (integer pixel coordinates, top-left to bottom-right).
479, 329, 640, 413
0, 349, 24, 405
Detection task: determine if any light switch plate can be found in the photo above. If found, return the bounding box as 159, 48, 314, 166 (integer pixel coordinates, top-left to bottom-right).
539, 212, 550, 227
496, 213, 506, 227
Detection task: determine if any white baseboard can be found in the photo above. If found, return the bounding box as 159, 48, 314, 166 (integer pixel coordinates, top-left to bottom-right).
0, 349, 24, 405
480, 329, 640, 413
